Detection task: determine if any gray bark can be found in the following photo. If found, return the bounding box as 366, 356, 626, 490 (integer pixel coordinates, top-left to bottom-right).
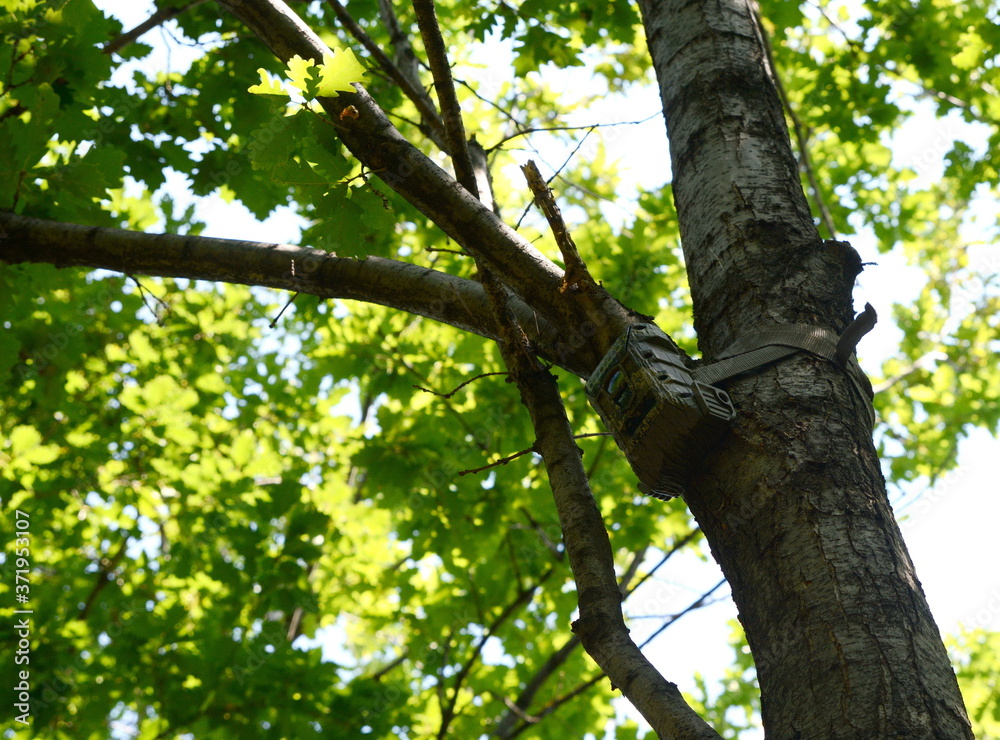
0, 213, 587, 377
638, 0, 973, 736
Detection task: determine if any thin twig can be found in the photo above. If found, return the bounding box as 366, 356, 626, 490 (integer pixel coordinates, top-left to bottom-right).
370, 651, 409, 681
871, 350, 946, 394
325, 0, 448, 148
458, 446, 537, 477
411, 0, 479, 197
501, 696, 542, 726
618, 546, 649, 594
802, 0, 983, 117
638, 579, 728, 649
377, 327, 492, 454
103, 0, 210, 55
126, 274, 171, 321
489, 113, 662, 151
413, 371, 508, 399
506, 674, 604, 739
502, 579, 725, 738
423, 246, 467, 256
438, 568, 556, 738
514, 130, 595, 230
268, 292, 299, 328
583, 431, 610, 478
521, 160, 595, 292
624, 529, 702, 599
506, 531, 526, 590
493, 635, 581, 738
456, 74, 525, 130
803, 0, 860, 46
493, 534, 696, 735
459, 432, 609, 477
515, 506, 563, 561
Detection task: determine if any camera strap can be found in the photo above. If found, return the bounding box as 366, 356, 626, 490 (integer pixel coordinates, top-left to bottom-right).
691, 303, 878, 426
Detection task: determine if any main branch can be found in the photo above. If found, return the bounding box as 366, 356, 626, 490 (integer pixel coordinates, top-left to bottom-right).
0, 213, 593, 377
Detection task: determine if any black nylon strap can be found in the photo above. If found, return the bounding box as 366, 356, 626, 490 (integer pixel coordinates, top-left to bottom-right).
690, 304, 878, 426
835, 302, 878, 367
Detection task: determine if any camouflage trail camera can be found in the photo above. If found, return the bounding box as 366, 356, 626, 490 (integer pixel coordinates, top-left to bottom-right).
585, 323, 735, 500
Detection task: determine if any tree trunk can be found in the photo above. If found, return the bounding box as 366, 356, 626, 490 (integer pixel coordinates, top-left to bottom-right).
637, 0, 973, 736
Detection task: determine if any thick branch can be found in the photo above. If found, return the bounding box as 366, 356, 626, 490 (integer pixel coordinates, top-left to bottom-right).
487, 339, 719, 736
213, 0, 632, 367
523, 374, 719, 739
0, 213, 591, 377
469, 177, 715, 735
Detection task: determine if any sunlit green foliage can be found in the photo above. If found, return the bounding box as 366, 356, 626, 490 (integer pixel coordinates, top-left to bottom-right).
1, 0, 999, 737
950, 628, 1000, 739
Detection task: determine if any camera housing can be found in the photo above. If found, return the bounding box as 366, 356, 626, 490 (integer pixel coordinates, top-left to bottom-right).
585, 323, 735, 500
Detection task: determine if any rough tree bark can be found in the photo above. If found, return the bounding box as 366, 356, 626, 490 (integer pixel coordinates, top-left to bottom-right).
638, 0, 973, 736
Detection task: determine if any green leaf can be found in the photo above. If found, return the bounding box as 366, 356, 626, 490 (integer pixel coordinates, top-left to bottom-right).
248, 68, 289, 97
315, 49, 367, 96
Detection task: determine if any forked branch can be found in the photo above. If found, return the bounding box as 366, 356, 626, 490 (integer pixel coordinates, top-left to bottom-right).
476, 259, 720, 739
214, 0, 634, 365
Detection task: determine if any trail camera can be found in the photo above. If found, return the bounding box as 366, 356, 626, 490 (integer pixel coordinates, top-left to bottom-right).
585, 323, 735, 500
